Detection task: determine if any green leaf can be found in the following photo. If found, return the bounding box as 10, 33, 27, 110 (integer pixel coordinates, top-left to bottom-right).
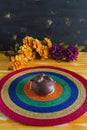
75, 44, 85, 51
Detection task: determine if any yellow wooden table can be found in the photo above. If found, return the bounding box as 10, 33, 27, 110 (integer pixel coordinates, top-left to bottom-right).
0, 52, 87, 130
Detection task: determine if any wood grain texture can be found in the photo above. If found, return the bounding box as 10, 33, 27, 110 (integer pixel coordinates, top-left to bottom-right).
0, 52, 87, 79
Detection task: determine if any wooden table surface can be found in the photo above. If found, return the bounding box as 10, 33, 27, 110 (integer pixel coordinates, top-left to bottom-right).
0, 52, 87, 130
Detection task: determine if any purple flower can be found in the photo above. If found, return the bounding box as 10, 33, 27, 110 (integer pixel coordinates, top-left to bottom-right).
50, 43, 79, 62
50, 43, 64, 60
63, 45, 79, 61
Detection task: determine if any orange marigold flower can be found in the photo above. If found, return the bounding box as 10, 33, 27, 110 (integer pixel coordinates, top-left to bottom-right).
42, 37, 52, 48
33, 39, 42, 49
22, 36, 34, 48
42, 46, 49, 59
11, 54, 25, 70
10, 36, 53, 70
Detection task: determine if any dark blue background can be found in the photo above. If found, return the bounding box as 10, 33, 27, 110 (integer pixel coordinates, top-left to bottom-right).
0, 0, 87, 51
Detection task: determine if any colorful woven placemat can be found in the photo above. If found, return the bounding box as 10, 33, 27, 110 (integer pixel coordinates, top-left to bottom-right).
0, 66, 87, 126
